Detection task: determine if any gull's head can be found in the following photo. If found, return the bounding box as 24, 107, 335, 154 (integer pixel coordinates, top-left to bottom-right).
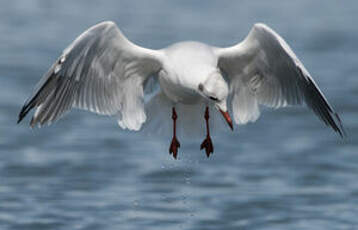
198, 71, 233, 130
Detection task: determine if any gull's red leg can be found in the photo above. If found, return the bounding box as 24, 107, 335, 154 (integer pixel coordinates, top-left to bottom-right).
169, 107, 180, 159
200, 106, 214, 157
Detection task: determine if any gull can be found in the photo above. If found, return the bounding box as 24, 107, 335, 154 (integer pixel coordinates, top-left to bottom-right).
18, 21, 345, 159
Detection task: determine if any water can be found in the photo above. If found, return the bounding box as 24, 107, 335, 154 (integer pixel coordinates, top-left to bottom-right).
1, 1, 358, 229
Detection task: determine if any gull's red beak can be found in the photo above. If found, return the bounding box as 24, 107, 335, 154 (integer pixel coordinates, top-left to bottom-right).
219, 109, 233, 131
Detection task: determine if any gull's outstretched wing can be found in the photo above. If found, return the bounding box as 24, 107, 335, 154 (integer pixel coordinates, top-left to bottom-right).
215, 23, 344, 137
18, 21, 163, 130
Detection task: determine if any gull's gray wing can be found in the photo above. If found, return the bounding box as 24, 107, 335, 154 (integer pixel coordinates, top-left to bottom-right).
215, 23, 344, 137
18, 21, 164, 130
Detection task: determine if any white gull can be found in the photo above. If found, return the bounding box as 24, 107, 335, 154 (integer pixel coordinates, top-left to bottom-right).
18, 21, 345, 159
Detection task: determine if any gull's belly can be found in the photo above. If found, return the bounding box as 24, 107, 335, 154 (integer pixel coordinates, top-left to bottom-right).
159, 76, 201, 105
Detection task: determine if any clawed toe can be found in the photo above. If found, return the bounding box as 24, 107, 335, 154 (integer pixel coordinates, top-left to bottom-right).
200, 136, 214, 157
169, 137, 181, 159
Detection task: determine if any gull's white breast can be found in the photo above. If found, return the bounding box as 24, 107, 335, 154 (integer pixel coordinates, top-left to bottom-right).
159, 41, 218, 104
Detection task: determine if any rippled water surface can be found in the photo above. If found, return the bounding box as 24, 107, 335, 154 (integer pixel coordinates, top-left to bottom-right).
1, 1, 358, 229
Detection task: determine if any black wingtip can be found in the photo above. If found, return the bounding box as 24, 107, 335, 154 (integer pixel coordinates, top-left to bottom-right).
17, 101, 34, 125
334, 113, 346, 139
17, 106, 26, 124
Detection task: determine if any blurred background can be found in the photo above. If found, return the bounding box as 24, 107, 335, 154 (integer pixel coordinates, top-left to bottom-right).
0, 0, 357, 229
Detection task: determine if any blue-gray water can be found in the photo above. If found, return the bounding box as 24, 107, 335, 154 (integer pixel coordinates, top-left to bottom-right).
1, 1, 358, 229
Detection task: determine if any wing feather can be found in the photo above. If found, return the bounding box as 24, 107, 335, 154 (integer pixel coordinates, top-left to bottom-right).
216, 23, 345, 137
18, 21, 163, 130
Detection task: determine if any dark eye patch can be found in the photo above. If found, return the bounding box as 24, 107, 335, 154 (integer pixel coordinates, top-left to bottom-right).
209, 96, 218, 101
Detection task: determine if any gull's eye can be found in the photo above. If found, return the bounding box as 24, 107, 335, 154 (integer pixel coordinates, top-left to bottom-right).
209, 96, 218, 101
